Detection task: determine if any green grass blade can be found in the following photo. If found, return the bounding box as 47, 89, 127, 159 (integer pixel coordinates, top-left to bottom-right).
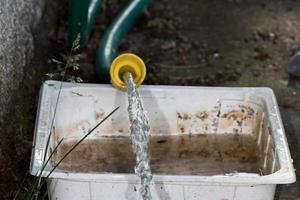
39, 106, 119, 188
25, 138, 64, 200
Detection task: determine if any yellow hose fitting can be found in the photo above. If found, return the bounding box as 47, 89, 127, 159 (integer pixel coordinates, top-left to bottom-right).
110, 53, 146, 90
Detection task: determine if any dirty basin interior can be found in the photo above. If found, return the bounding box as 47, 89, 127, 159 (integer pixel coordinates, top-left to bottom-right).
49, 84, 278, 177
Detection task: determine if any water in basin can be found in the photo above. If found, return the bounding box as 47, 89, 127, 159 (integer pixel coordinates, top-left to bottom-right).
53, 133, 262, 175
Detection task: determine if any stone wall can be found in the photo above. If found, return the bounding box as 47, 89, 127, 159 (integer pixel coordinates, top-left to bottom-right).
0, 0, 45, 126
0, 0, 46, 197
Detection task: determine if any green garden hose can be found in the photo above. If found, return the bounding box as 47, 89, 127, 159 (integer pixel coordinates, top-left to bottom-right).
96, 0, 151, 83
68, 0, 102, 47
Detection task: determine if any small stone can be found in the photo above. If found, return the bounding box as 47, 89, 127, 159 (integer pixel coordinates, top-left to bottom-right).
160, 40, 176, 51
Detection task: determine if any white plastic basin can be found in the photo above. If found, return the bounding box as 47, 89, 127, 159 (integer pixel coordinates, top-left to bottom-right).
30, 80, 296, 200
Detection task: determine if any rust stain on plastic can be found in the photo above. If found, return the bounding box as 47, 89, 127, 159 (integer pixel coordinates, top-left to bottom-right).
221, 105, 255, 120
95, 111, 105, 120
177, 110, 210, 134
176, 102, 259, 135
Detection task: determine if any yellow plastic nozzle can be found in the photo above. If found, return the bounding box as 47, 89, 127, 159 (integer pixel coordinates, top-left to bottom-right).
110, 53, 146, 90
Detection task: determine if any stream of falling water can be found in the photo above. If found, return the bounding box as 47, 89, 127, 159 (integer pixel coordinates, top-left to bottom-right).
124, 72, 152, 200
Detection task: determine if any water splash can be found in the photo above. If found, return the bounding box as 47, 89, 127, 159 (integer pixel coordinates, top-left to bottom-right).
124, 72, 152, 200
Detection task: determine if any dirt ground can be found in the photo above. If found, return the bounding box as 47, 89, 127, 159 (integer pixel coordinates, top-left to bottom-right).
2, 0, 300, 199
